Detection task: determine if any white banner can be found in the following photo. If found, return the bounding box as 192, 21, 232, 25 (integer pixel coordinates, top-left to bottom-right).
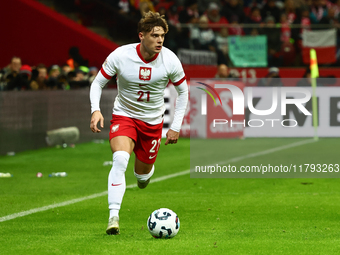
302, 29, 336, 47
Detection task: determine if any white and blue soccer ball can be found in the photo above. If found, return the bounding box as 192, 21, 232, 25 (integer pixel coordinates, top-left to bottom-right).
147, 208, 180, 239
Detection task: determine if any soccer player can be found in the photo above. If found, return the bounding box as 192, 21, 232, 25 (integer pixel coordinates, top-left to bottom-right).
89, 11, 188, 235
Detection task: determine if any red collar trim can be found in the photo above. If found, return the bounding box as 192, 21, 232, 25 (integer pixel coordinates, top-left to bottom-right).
136, 44, 159, 63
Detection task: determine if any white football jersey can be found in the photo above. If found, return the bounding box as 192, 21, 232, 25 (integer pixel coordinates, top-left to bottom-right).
101, 43, 186, 124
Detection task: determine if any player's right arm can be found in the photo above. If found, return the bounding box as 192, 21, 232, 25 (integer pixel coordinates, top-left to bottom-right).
89, 51, 118, 133
90, 110, 104, 133
89, 71, 109, 133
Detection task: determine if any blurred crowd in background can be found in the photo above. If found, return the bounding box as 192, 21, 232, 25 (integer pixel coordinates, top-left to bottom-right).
2, 0, 340, 91
0, 47, 101, 91
74, 0, 340, 66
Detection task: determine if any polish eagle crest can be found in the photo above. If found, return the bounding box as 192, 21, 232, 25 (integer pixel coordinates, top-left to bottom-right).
139, 67, 152, 81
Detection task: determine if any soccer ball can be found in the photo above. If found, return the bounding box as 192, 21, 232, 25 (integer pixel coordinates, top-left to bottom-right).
147, 208, 180, 239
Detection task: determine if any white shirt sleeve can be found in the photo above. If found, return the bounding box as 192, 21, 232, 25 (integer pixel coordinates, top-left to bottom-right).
168, 52, 186, 85
170, 80, 189, 132
102, 51, 118, 77
89, 71, 110, 113
89, 50, 119, 113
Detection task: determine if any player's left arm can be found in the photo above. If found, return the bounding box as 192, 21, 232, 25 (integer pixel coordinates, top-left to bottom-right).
165, 80, 188, 145
165, 51, 189, 145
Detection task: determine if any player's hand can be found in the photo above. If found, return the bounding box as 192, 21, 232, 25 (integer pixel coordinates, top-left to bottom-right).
165, 129, 179, 145
90, 111, 104, 133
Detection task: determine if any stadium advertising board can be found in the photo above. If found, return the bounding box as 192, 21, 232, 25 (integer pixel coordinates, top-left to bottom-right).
205, 81, 245, 138
171, 80, 245, 139
170, 79, 340, 138
186, 79, 340, 178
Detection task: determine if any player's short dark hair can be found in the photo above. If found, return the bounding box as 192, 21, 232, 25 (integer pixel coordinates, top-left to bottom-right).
138, 11, 169, 34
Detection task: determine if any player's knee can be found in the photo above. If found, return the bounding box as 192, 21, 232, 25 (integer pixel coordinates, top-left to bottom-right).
111, 151, 130, 175
134, 165, 154, 182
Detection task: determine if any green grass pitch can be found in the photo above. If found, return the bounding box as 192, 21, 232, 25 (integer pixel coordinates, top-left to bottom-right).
1, 138, 340, 254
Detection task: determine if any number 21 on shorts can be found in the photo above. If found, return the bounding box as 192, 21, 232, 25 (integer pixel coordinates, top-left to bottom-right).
150, 138, 161, 154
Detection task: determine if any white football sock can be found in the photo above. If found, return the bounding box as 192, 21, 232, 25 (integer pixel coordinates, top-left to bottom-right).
108, 151, 130, 219
134, 165, 154, 183
110, 209, 119, 219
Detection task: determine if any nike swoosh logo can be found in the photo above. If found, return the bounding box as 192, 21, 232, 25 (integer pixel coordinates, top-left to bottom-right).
149, 155, 157, 159
139, 84, 148, 87
111, 183, 122, 186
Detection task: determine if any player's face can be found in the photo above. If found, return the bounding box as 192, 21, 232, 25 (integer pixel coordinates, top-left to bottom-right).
140, 26, 165, 57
